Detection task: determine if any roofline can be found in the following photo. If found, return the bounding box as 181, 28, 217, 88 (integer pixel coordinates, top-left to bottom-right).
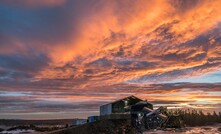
100, 95, 143, 107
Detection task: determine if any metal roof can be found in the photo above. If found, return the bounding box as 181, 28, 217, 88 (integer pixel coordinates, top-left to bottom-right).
100, 95, 143, 107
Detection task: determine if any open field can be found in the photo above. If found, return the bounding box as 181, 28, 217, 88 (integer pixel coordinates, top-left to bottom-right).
0, 119, 72, 134
0, 119, 73, 126
48, 120, 221, 134
1, 116, 221, 134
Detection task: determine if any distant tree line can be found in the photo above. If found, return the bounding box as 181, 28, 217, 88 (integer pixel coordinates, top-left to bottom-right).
170, 109, 221, 126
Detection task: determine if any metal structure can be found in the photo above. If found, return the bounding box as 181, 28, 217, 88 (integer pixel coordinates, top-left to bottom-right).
100, 95, 152, 116
131, 102, 183, 133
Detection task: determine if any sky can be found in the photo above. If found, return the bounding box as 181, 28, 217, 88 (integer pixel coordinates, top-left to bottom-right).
0, 0, 221, 119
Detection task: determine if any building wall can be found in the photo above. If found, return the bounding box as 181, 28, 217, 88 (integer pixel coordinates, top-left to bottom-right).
72, 119, 87, 125
100, 113, 131, 120
100, 103, 112, 116
100, 96, 153, 116
112, 97, 144, 113
88, 116, 99, 123
112, 101, 125, 113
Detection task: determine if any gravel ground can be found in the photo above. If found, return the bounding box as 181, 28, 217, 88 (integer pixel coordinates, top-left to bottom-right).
144, 124, 221, 134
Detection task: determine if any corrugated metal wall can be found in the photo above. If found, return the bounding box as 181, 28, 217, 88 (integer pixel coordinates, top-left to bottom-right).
100, 103, 112, 115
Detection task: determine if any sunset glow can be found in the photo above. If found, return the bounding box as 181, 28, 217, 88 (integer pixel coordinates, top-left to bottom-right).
0, 0, 221, 119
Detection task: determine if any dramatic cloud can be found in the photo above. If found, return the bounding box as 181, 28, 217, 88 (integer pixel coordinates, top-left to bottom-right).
0, 0, 220, 119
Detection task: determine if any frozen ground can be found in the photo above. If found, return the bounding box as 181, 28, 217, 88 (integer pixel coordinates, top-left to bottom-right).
144, 124, 221, 134
0, 124, 220, 134
0, 129, 35, 134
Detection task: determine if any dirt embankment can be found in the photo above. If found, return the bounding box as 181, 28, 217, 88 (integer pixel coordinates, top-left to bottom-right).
50, 119, 136, 134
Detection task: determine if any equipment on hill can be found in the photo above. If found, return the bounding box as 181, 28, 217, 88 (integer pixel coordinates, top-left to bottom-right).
130, 102, 183, 132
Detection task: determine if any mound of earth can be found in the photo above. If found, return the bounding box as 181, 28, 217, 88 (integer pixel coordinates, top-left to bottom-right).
0, 128, 4, 132
50, 119, 136, 134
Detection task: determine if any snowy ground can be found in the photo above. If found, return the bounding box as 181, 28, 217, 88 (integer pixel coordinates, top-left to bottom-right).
0, 124, 220, 134
0, 129, 35, 134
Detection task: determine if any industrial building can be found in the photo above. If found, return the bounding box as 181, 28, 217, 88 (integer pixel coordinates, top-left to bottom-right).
88, 116, 100, 123
100, 95, 153, 116
71, 119, 87, 126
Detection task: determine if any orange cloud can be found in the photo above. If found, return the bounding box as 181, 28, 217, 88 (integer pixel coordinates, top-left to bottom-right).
32, 0, 220, 85
1, 0, 221, 119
